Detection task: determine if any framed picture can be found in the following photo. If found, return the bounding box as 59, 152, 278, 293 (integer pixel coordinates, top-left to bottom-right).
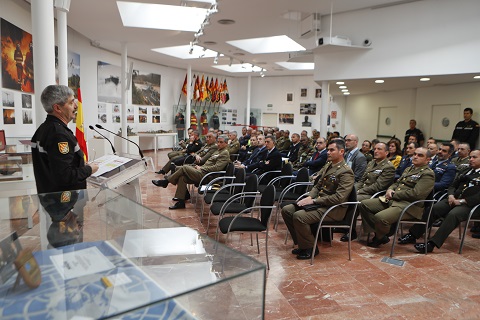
0, 130, 5, 151
300, 88, 307, 98
315, 88, 322, 98
286, 92, 293, 102
279, 113, 294, 124
300, 103, 316, 115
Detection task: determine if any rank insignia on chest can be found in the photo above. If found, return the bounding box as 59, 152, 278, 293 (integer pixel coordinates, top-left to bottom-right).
58, 142, 69, 154
61, 191, 71, 203
410, 174, 421, 180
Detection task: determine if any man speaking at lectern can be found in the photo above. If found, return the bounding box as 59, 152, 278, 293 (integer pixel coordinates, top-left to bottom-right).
31, 85, 99, 194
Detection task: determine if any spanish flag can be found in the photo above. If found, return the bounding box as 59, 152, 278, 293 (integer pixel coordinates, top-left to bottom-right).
75, 88, 88, 162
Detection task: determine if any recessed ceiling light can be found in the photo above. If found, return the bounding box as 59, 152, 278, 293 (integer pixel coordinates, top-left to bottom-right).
341, 89, 349, 92
275, 62, 314, 70
218, 19, 235, 25
420, 77, 430, 81
336, 81, 344, 85
343, 92, 350, 95
212, 64, 263, 73
339, 85, 347, 89
375, 80, 384, 83
474, 75, 480, 79
227, 35, 305, 54
117, 2, 208, 32
152, 45, 217, 59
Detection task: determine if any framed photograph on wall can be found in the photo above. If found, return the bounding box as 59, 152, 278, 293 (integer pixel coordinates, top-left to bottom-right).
315, 88, 322, 98
300, 103, 316, 115
286, 92, 293, 103
0, 130, 5, 151
279, 113, 294, 124
300, 88, 307, 98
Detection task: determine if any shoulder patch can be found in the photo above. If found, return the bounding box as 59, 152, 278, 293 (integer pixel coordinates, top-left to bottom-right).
61, 191, 71, 203
58, 142, 69, 154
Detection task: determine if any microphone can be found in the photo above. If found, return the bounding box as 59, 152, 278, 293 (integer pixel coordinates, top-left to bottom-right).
89, 125, 116, 155
95, 124, 145, 159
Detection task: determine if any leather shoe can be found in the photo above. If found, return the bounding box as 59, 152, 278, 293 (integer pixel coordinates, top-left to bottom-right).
470, 225, 480, 233
169, 201, 185, 210
170, 164, 176, 173
367, 236, 390, 248
291, 248, 302, 255
172, 192, 191, 201
414, 241, 435, 253
398, 233, 416, 245
155, 169, 165, 175
472, 233, 480, 239
296, 247, 319, 260
340, 232, 357, 242
152, 179, 169, 187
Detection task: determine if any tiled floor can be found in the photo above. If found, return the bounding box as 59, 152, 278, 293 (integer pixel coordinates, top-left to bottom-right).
142, 150, 480, 320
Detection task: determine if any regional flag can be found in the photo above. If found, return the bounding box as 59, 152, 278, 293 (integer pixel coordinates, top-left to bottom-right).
75, 88, 88, 161
181, 74, 187, 96
200, 75, 207, 101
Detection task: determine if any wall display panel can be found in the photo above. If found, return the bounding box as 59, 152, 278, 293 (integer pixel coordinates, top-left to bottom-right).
262, 113, 277, 127
131, 70, 161, 106
97, 61, 121, 104
1, 18, 34, 93
377, 106, 397, 138
279, 113, 294, 125
430, 104, 461, 141
300, 103, 316, 115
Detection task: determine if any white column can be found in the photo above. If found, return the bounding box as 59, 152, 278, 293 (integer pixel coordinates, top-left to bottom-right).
320, 81, 330, 139
56, 10, 68, 86
121, 43, 128, 153
31, 0, 56, 125
186, 65, 192, 130
246, 75, 251, 126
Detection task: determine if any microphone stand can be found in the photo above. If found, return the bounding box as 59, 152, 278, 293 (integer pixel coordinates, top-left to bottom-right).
89, 125, 116, 155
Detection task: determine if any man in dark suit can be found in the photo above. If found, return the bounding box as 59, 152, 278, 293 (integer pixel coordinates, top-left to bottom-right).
247, 135, 282, 175
398, 149, 480, 251
344, 134, 367, 182
282, 133, 300, 163
302, 137, 328, 175
235, 135, 268, 173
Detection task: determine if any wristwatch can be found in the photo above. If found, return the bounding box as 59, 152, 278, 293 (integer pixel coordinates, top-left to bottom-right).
459, 199, 466, 205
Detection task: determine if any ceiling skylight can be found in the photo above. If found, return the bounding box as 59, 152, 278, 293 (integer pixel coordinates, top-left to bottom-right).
227, 35, 305, 54
152, 45, 217, 59
117, 1, 208, 32
213, 64, 263, 73
275, 62, 314, 70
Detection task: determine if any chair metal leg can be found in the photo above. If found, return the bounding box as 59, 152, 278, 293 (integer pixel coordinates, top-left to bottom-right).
265, 232, 270, 270
256, 234, 260, 254
459, 220, 471, 254
390, 221, 402, 258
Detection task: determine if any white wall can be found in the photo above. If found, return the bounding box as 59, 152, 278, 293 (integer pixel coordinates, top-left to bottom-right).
314, 0, 480, 81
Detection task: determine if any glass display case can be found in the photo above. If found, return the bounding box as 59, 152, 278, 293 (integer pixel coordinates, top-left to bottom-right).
0, 156, 23, 181
0, 188, 266, 319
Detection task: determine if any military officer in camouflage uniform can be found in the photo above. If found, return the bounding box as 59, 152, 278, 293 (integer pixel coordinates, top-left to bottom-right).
227, 131, 240, 155
451, 142, 471, 176
152, 135, 231, 209
277, 130, 291, 152
396, 150, 480, 252
359, 147, 435, 247
340, 142, 396, 242
282, 139, 354, 260
292, 136, 314, 171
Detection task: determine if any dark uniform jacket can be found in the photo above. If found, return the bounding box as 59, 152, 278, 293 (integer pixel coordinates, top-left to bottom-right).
309, 160, 355, 220
395, 155, 412, 180
451, 156, 470, 175
31, 115, 92, 193
355, 158, 395, 197
452, 119, 479, 150
285, 142, 301, 163
244, 146, 268, 168
450, 168, 480, 207
388, 164, 435, 219
185, 138, 203, 154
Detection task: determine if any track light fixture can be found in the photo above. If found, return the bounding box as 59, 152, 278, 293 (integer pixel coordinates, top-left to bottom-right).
187, 2, 219, 55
